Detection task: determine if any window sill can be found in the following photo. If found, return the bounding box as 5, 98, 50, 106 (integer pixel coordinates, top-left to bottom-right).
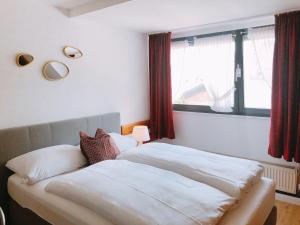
173, 110, 271, 121
173, 104, 270, 118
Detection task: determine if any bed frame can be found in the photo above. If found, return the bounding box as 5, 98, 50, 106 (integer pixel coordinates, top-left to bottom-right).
0, 112, 277, 225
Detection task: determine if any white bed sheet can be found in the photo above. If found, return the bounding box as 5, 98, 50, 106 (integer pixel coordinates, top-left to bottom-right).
118, 143, 264, 199
8, 174, 275, 225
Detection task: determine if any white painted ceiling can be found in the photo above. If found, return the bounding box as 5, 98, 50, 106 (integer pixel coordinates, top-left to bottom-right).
44, 0, 95, 9
43, 0, 300, 33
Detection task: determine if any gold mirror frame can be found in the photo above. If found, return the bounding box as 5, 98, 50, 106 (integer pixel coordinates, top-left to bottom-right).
16, 53, 34, 67
42, 60, 70, 81
63, 46, 83, 59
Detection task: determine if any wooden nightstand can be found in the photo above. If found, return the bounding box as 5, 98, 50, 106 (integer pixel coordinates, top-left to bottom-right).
121, 120, 149, 135
0, 206, 5, 225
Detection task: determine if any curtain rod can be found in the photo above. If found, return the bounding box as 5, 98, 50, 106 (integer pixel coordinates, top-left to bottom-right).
148, 14, 272, 36
171, 15, 274, 34
148, 7, 300, 36
275, 8, 300, 16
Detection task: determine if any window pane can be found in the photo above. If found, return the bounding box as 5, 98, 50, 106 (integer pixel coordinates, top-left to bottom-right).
243, 26, 274, 109
171, 34, 235, 112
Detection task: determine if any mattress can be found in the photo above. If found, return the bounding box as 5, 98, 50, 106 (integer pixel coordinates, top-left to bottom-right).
8, 174, 275, 225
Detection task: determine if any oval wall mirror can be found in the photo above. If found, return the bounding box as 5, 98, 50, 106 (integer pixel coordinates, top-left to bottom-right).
16, 53, 34, 67
63, 46, 83, 59
43, 61, 69, 81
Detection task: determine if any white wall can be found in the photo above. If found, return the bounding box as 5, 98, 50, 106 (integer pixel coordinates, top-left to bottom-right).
163, 111, 297, 166
0, 0, 149, 129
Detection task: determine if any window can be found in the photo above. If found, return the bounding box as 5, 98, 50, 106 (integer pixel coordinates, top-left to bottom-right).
243, 27, 274, 110
171, 25, 275, 116
172, 34, 235, 112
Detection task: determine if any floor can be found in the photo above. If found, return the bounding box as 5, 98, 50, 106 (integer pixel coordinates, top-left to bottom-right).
276, 200, 300, 225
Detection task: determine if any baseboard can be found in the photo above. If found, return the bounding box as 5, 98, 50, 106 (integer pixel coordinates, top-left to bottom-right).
276, 193, 300, 205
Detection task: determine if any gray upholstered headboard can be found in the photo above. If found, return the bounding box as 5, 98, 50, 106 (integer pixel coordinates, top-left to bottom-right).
0, 112, 120, 214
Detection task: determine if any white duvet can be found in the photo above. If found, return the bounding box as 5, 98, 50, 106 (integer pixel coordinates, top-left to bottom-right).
46, 160, 235, 225
118, 143, 264, 199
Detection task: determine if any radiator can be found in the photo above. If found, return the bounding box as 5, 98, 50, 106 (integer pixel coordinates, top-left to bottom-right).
262, 163, 298, 194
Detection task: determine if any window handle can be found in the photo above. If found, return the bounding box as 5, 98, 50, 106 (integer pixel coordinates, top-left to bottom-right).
235, 64, 242, 82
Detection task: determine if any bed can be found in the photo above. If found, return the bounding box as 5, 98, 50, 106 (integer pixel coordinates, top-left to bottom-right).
0, 112, 277, 225
7, 173, 275, 225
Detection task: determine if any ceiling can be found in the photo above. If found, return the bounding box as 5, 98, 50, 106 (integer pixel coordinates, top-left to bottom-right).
44, 0, 94, 9
43, 0, 300, 33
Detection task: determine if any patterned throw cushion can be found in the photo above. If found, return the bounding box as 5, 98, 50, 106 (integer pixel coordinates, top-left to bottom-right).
80, 129, 120, 164
95, 128, 107, 139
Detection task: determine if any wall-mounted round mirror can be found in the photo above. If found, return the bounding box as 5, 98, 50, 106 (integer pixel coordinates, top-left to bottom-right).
43, 61, 69, 81
16, 53, 34, 67
63, 46, 83, 59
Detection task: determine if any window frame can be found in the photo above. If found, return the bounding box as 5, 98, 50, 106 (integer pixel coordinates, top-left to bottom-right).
171, 25, 273, 117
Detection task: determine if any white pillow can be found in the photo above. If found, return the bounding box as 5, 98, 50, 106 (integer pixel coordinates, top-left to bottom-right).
6, 145, 87, 184
109, 133, 137, 152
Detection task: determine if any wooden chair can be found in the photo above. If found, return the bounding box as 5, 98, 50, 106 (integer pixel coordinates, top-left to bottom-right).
0, 207, 5, 225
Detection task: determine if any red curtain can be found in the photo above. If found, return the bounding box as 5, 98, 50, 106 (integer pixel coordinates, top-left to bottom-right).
149, 32, 175, 140
268, 11, 300, 162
